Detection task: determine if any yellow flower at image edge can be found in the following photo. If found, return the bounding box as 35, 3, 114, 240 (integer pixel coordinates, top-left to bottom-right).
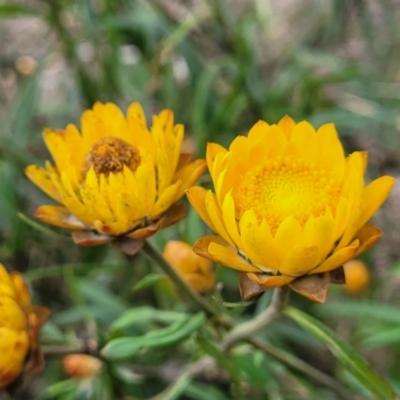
26, 102, 206, 255
187, 116, 395, 303
0, 264, 49, 391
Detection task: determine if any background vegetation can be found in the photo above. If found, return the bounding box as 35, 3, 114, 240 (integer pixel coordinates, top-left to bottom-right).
1, 0, 400, 399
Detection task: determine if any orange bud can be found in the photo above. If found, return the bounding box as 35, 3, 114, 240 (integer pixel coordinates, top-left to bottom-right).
15, 55, 37, 76
163, 241, 215, 293
343, 260, 370, 294
63, 354, 103, 380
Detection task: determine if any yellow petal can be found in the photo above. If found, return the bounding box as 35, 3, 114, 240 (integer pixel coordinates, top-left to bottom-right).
35, 205, 87, 230
277, 115, 295, 139
279, 245, 320, 276
336, 208, 362, 251
239, 210, 277, 272
303, 213, 334, 261
150, 181, 181, 218
206, 142, 227, 183
274, 216, 303, 263
43, 129, 68, 170
25, 165, 63, 203
0, 264, 14, 297
332, 196, 351, 241
135, 151, 156, 215
247, 120, 270, 142
193, 235, 259, 272
354, 225, 382, 256
222, 192, 242, 248
173, 159, 207, 198
126, 103, 154, 151
290, 121, 318, 161
9, 272, 31, 306
81, 167, 114, 221
205, 190, 235, 246
359, 175, 395, 228
312, 241, 359, 274
186, 187, 216, 232
263, 124, 288, 160
208, 242, 260, 272
316, 123, 345, 183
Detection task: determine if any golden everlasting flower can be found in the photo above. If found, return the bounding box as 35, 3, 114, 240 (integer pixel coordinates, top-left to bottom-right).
0, 263, 49, 391
163, 240, 215, 293
187, 117, 395, 302
26, 102, 206, 254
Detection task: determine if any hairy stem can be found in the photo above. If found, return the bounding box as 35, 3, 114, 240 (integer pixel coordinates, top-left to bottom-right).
221, 287, 288, 351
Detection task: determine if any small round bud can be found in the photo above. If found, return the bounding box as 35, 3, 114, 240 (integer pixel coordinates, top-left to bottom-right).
343, 260, 370, 294
63, 354, 103, 380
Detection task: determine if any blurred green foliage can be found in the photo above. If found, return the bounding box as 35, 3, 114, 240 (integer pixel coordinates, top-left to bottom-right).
1, 0, 400, 399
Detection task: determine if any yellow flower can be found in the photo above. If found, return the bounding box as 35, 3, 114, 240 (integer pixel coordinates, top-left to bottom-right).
187, 117, 395, 302
26, 102, 206, 254
163, 241, 215, 293
0, 263, 49, 391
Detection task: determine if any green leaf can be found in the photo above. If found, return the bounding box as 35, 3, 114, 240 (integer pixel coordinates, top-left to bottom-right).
315, 300, 400, 324
102, 312, 205, 360
284, 306, 394, 400
132, 273, 167, 292
110, 306, 188, 332
184, 382, 231, 400
361, 326, 400, 348
0, 5, 39, 17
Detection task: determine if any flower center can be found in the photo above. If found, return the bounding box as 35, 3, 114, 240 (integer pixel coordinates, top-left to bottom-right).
234, 157, 340, 234
82, 137, 141, 177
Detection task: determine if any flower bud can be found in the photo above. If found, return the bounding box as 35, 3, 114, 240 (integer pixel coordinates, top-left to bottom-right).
163, 241, 215, 293
343, 260, 370, 294
63, 354, 103, 380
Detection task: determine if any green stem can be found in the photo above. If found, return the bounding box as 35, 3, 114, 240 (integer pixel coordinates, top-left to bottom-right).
141, 241, 220, 318
247, 337, 354, 399
221, 287, 288, 351
139, 241, 352, 398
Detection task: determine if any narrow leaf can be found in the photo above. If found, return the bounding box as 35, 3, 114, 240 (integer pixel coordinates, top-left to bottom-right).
102, 312, 205, 360
284, 306, 394, 400
132, 273, 167, 292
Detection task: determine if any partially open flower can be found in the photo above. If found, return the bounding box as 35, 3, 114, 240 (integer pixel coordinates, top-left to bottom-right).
163, 241, 215, 293
187, 117, 395, 303
0, 263, 49, 391
26, 102, 206, 255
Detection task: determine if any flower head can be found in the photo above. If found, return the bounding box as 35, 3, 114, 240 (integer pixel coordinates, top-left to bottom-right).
187, 117, 395, 302
26, 102, 206, 254
0, 264, 49, 391
163, 241, 215, 293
